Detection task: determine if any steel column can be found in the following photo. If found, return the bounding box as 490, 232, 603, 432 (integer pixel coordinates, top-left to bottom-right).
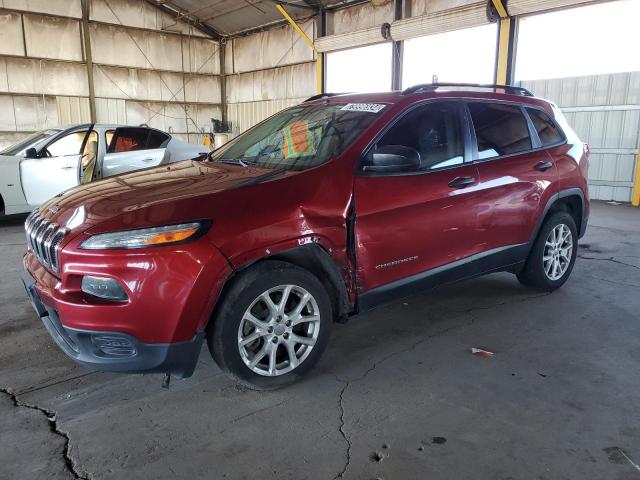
492, 0, 517, 85
81, 0, 96, 122
391, 0, 405, 90
632, 149, 640, 207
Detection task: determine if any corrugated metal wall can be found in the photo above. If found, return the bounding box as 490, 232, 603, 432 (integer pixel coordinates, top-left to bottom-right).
225, 20, 315, 134
0, 0, 221, 150
521, 72, 640, 202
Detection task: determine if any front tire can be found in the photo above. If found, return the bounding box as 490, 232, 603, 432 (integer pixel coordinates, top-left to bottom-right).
208, 260, 332, 390
517, 211, 577, 291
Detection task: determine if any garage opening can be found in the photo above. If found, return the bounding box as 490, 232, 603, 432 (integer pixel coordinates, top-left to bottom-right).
326, 43, 392, 93
402, 24, 497, 88
516, 0, 640, 203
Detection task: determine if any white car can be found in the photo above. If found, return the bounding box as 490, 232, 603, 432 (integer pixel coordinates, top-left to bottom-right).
0, 124, 208, 216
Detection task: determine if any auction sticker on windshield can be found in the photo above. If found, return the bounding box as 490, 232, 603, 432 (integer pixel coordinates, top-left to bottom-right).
340, 103, 386, 113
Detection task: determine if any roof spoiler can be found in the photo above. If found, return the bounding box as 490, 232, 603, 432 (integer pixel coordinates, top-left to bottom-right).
402, 83, 534, 97
303, 93, 344, 102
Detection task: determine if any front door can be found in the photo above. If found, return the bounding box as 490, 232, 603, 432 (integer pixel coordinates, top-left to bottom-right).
20, 129, 89, 206
354, 101, 484, 293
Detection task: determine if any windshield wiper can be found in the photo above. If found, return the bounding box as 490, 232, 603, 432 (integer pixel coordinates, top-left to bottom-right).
213, 158, 256, 167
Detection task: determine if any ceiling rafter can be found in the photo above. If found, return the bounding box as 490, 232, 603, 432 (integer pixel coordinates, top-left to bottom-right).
144, 0, 224, 39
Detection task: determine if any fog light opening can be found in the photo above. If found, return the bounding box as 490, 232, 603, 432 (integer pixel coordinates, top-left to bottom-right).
91, 334, 136, 357
81, 276, 129, 302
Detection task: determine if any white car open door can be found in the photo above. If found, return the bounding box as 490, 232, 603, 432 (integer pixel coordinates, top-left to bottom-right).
101, 127, 169, 178
20, 129, 89, 206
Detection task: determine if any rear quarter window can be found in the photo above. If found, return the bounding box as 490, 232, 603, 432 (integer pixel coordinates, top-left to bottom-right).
468, 102, 532, 159
526, 108, 564, 146
148, 130, 170, 149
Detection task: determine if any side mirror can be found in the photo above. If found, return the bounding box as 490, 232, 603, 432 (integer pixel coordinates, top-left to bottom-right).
24, 147, 38, 159
363, 145, 421, 173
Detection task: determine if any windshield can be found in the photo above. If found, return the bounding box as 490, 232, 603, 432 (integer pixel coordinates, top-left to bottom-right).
210, 103, 385, 171
0, 129, 60, 156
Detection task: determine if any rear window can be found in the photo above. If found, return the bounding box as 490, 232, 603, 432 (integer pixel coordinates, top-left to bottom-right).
468, 102, 531, 159
526, 108, 564, 146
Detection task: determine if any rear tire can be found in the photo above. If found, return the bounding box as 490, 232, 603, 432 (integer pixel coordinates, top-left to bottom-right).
208, 260, 332, 390
517, 211, 577, 291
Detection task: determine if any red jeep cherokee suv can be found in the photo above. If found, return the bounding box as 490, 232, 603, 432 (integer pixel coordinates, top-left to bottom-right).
22, 83, 589, 389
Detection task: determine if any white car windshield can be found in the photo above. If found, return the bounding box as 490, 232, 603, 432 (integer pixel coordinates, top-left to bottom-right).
210, 103, 385, 171
1, 129, 60, 156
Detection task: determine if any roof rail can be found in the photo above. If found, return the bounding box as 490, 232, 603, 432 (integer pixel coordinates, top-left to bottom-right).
402, 83, 534, 97
304, 92, 344, 102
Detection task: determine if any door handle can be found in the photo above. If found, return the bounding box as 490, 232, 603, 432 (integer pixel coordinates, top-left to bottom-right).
534, 161, 554, 171
61, 165, 75, 170
142, 158, 154, 163
448, 176, 476, 188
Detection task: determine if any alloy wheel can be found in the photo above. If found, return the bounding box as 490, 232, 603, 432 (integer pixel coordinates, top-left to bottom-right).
237, 285, 321, 376
543, 223, 573, 281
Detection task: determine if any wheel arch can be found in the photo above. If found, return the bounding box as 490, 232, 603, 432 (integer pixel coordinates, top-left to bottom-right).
267, 245, 352, 321
552, 191, 584, 237
206, 244, 352, 333
530, 188, 586, 248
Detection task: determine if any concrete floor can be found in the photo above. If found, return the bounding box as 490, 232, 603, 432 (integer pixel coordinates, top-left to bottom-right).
1, 201, 639, 480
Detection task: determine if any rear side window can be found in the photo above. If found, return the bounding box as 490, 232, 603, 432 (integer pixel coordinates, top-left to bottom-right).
468, 103, 531, 159
526, 108, 564, 146
107, 128, 169, 153
109, 128, 148, 153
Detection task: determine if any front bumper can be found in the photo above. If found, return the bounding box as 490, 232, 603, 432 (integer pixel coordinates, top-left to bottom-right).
21, 269, 204, 379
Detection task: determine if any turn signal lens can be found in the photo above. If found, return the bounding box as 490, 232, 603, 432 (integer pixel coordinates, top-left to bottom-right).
146, 226, 199, 245
79, 222, 209, 250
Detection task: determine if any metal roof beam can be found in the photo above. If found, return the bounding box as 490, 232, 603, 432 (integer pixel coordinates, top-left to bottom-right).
144, 0, 224, 40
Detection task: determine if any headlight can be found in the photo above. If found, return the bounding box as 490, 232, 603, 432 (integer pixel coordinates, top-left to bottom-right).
79, 222, 209, 250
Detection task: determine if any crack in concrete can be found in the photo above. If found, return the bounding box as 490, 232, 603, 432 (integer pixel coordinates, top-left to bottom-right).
329, 292, 550, 479
333, 382, 351, 479
18, 372, 98, 396
0, 387, 92, 480
578, 255, 640, 271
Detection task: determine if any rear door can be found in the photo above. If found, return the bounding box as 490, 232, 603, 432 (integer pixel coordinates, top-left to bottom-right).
101, 127, 170, 177
467, 101, 560, 252
20, 128, 89, 206
354, 101, 484, 292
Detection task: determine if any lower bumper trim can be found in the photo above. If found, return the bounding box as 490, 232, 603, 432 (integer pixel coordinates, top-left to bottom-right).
22, 269, 203, 379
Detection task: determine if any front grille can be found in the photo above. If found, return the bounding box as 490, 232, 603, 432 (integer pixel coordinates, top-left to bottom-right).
25, 209, 68, 273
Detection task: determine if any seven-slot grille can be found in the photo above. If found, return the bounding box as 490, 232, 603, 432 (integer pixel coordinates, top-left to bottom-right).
25, 209, 67, 272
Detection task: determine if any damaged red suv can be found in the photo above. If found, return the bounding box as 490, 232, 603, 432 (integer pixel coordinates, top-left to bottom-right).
22, 83, 589, 389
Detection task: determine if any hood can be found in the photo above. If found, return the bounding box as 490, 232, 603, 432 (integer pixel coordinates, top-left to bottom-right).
40, 160, 293, 234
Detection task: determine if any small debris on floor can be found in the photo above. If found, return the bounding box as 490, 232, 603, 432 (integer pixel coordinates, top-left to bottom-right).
537, 372, 548, 378
471, 347, 494, 357
432, 437, 447, 445
370, 451, 385, 462
382, 443, 390, 450
418, 446, 425, 451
